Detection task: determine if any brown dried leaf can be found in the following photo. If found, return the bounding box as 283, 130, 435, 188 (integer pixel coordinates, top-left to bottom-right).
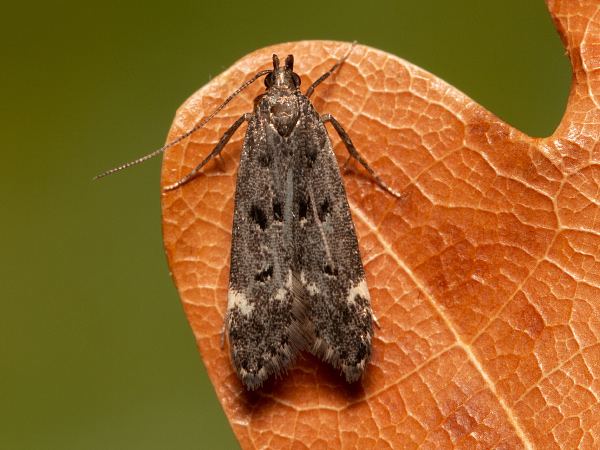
161, 1, 600, 448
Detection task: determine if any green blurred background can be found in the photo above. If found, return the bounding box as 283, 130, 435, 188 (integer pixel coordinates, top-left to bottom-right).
1, 1, 569, 449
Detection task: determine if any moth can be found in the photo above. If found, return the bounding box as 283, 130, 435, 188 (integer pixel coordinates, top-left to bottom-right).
96, 43, 401, 390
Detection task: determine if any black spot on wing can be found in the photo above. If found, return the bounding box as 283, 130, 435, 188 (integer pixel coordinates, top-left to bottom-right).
299, 195, 310, 221
250, 204, 268, 230
323, 263, 339, 277
318, 198, 330, 222
254, 266, 273, 283
258, 150, 271, 167
273, 201, 282, 221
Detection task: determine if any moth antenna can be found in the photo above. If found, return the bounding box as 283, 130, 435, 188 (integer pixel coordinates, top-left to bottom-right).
94, 68, 272, 180
306, 41, 357, 98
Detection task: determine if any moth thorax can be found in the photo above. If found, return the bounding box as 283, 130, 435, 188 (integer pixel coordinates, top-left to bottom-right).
269, 94, 300, 137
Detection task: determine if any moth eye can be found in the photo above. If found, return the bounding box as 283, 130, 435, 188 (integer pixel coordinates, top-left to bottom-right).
292, 73, 301, 88
264, 72, 274, 88
255, 265, 273, 282
323, 264, 339, 277
250, 205, 268, 230
273, 201, 282, 221
318, 199, 330, 221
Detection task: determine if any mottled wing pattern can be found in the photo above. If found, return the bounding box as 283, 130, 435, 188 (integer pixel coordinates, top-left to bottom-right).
225, 53, 373, 390
292, 94, 373, 382
225, 99, 310, 390
99, 48, 375, 390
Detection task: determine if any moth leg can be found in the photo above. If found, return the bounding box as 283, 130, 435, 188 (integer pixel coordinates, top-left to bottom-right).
372, 311, 381, 328
322, 114, 403, 199
220, 311, 230, 349
163, 113, 252, 191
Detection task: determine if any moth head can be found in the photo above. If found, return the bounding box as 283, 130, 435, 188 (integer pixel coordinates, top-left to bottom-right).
264, 54, 301, 90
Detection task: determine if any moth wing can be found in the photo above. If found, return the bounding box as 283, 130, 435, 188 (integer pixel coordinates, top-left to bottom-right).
225, 113, 309, 390
292, 95, 374, 382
